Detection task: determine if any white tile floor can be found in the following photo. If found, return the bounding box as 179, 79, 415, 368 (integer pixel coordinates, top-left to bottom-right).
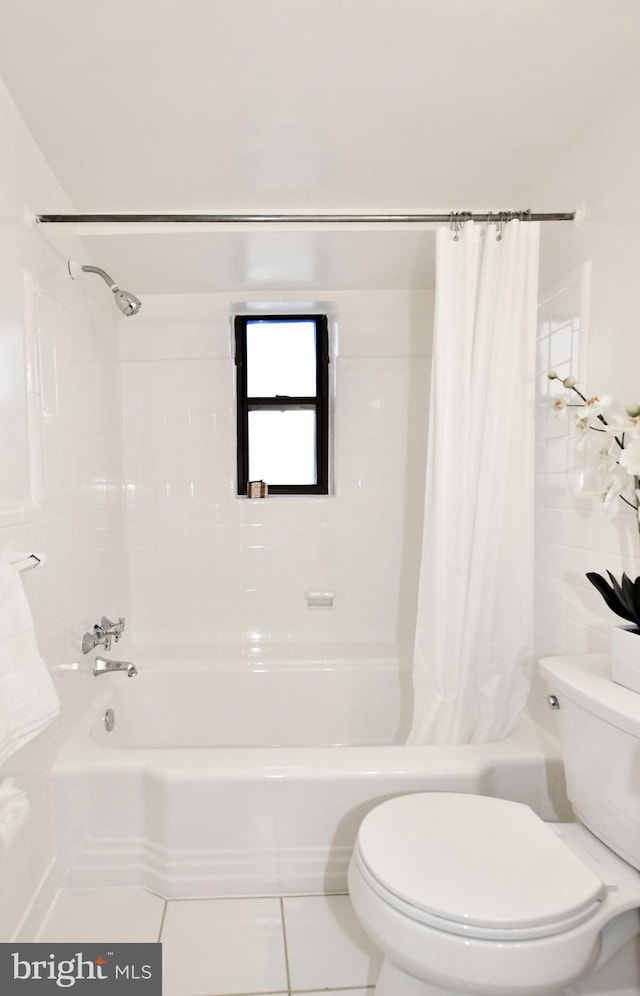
36, 887, 382, 996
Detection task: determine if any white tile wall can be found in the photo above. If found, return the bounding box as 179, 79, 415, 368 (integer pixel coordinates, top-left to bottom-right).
120, 290, 432, 649
0, 77, 128, 938
535, 265, 640, 666
530, 72, 640, 669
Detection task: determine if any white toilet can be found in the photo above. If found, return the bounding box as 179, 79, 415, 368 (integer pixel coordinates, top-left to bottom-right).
348, 654, 640, 995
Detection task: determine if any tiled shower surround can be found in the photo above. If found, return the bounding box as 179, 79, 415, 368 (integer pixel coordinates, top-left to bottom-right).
119, 291, 432, 648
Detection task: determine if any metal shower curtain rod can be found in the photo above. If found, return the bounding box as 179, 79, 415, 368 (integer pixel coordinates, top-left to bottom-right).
35, 210, 576, 225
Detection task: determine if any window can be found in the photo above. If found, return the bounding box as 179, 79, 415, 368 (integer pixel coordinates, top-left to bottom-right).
235, 313, 330, 495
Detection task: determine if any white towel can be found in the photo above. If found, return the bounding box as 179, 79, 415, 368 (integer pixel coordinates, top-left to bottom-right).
0, 561, 60, 767
0, 777, 30, 856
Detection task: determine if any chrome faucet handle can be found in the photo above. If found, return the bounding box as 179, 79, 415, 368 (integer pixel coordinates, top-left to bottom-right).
81, 625, 112, 655
100, 616, 125, 641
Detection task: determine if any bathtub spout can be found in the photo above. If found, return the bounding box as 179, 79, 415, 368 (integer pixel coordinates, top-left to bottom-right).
93, 656, 138, 678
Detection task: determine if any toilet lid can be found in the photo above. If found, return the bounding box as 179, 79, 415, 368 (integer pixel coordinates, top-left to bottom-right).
356, 793, 606, 940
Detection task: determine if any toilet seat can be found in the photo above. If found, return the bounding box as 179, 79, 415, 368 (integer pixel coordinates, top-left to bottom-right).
355, 793, 606, 942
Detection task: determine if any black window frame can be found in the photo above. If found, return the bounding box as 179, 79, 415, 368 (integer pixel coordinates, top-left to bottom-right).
234, 313, 330, 496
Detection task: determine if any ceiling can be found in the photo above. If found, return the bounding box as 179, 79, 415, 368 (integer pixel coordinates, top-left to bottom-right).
1, 0, 639, 293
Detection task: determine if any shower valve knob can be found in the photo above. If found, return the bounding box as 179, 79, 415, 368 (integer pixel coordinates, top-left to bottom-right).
100, 616, 125, 641
81, 625, 112, 654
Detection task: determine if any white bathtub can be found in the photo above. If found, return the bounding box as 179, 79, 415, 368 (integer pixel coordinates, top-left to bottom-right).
54, 648, 567, 898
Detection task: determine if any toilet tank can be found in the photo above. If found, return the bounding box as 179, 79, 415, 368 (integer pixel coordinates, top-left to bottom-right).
540, 654, 640, 871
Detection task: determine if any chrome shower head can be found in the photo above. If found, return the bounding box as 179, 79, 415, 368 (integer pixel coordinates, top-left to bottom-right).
68, 260, 142, 317
113, 288, 142, 317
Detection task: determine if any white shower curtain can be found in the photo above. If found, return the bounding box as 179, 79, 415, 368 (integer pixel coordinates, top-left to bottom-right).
408, 219, 540, 745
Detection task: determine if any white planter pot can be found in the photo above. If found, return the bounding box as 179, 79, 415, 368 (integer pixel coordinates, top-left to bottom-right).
610, 624, 640, 693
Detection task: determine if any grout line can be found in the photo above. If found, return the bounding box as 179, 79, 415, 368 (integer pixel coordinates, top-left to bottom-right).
156, 897, 168, 942
165, 891, 349, 903
198, 990, 289, 996
194, 991, 289, 996
202, 989, 290, 996
279, 897, 292, 996
291, 989, 375, 994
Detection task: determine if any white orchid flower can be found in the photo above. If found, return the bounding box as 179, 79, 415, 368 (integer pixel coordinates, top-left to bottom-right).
598, 439, 621, 475
573, 395, 613, 447
551, 396, 568, 416
574, 412, 597, 446
547, 370, 640, 525
600, 476, 625, 517
575, 412, 590, 431
582, 394, 611, 422
600, 413, 640, 440
619, 438, 640, 477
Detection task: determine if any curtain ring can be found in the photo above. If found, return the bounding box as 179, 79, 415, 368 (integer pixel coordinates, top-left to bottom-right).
450, 211, 472, 242
496, 211, 512, 241
487, 211, 503, 240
